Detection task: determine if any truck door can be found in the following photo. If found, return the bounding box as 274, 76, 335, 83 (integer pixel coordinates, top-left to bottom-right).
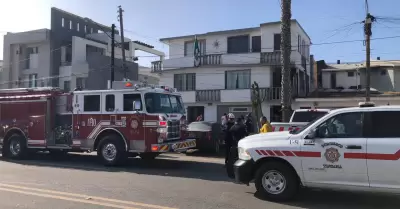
72, 94, 82, 138
365, 110, 400, 189
301, 112, 368, 187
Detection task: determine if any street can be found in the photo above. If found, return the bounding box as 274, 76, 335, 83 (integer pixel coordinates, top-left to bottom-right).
0, 152, 399, 209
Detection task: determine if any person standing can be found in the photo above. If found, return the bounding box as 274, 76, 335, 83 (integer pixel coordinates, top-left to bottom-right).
224, 113, 235, 164
226, 117, 248, 178
259, 116, 272, 133
196, 114, 203, 121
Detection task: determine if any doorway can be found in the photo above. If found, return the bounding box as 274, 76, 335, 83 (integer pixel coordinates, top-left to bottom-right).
187, 106, 204, 123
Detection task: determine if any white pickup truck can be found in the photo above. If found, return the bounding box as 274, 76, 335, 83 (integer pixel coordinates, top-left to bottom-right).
271, 109, 330, 132
233, 102, 400, 201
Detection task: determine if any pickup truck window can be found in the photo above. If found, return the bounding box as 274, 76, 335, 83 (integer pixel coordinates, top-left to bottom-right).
368, 111, 400, 138
316, 112, 363, 138
291, 111, 328, 122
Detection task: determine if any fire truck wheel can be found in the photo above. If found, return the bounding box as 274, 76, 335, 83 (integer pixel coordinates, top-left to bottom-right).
139, 153, 159, 160
97, 135, 127, 166
5, 134, 27, 159
255, 162, 299, 202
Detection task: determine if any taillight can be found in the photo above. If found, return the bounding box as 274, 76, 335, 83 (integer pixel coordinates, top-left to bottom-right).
158, 115, 167, 127
159, 121, 167, 127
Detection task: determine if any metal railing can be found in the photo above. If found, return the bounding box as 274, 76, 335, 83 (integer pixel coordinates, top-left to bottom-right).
261, 51, 281, 65
196, 89, 221, 102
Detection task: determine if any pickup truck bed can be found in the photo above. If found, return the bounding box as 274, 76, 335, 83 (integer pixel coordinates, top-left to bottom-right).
271, 109, 330, 132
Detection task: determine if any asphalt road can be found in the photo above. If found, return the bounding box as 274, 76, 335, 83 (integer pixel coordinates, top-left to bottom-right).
0, 152, 400, 209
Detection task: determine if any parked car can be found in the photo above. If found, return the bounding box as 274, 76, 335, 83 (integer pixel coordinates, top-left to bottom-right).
187, 121, 224, 154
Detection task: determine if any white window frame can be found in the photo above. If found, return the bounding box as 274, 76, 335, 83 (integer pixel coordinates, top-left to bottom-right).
77, 23, 80, 31
69, 20, 73, 30
62, 18, 65, 27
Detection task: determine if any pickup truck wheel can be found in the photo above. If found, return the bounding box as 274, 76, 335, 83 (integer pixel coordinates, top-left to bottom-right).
255, 162, 299, 202
97, 135, 127, 166
5, 134, 27, 159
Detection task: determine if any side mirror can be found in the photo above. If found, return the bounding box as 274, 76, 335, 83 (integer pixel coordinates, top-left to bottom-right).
133, 101, 141, 111
306, 129, 317, 139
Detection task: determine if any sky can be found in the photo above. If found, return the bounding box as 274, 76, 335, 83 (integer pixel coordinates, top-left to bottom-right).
1, 0, 400, 67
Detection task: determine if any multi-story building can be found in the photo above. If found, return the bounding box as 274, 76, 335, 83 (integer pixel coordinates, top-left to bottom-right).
138, 66, 160, 85
152, 19, 311, 122
294, 59, 400, 109
1, 7, 158, 90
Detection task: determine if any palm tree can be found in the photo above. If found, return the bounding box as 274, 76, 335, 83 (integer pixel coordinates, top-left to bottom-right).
280, 0, 292, 122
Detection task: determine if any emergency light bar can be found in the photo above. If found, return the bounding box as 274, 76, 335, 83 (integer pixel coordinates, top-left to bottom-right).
114, 80, 178, 93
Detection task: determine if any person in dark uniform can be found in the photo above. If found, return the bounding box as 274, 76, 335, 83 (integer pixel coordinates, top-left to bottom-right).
226, 117, 248, 178
224, 113, 235, 164
244, 113, 253, 135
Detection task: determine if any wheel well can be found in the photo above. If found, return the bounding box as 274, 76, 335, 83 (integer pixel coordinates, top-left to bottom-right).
252, 157, 302, 185
4, 129, 26, 145
93, 129, 127, 151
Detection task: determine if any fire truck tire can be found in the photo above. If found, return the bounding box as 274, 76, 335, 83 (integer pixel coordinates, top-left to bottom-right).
97, 135, 127, 166
4, 134, 27, 159
254, 162, 299, 202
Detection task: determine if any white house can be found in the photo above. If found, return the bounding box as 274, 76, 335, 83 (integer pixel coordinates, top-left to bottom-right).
153, 19, 312, 122
293, 59, 400, 109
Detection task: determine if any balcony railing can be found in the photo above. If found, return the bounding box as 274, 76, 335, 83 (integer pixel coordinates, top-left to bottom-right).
255, 86, 302, 101
196, 90, 220, 102
151, 61, 162, 72
261, 51, 281, 65
200, 54, 222, 65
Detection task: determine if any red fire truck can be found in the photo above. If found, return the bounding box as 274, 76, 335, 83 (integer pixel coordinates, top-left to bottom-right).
0, 81, 196, 166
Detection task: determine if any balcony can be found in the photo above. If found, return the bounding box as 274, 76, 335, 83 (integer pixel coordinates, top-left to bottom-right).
256, 86, 303, 101
196, 90, 220, 102
261, 51, 281, 65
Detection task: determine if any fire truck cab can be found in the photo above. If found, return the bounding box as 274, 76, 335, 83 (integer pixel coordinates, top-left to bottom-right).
0, 82, 195, 166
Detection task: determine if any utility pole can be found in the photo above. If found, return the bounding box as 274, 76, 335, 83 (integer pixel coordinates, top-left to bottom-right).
110, 24, 116, 89
280, 0, 292, 122
364, 0, 374, 102
118, 5, 127, 79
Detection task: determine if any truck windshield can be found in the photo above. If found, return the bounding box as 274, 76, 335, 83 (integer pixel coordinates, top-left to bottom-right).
145, 93, 185, 114
291, 111, 328, 122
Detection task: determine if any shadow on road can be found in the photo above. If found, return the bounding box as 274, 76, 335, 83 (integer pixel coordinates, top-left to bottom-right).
251, 188, 400, 209
0, 152, 231, 183
183, 149, 225, 158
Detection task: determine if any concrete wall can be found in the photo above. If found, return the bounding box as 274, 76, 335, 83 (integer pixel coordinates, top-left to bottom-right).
85, 53, 138, 90
50, 7, 114, 87
2, 29, 51, 88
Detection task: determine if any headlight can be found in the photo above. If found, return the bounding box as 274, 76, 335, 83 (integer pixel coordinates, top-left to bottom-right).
238, 147, 252, 160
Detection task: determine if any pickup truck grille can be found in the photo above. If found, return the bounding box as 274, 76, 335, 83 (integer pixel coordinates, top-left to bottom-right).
166, 120, 180, 140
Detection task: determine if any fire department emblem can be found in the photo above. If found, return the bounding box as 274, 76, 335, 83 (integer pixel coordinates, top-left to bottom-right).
324, 147, 341, 163
131, 120, 138, 129
87, 118, 97, 127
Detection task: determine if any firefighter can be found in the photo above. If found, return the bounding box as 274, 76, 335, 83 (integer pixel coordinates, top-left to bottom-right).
224, 113, 235, 164
226, 117, 248, 178
244, 113, 253, 135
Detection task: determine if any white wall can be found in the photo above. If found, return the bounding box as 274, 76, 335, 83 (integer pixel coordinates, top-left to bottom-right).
322, 70, 361, 89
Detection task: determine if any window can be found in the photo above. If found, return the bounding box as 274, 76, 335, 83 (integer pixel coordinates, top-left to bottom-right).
27, 47, 38, 54
381, 70, 387, 75
77, 23, 80, 31
84, 25, 87, 33
184, 40, 206, 56
105, 94, 115, 112
145, 93, 184, 114
291, 111, 328, 123
225, 70, 251, 89
251, 36, 261, 52
348, 71, 355, 77
28, 74, 37, 87
302, 40, 306, 55
76, 77, 86, 89
84, 95, 100, 112
297, 35, 301, 52
62, 18, 65, 27
69, 20, 72, 30
273, 34, 281, 51
316, 112, 363, 138
229, 107, 252, 112
63, 81, 70, 92
368, 111, 400, 137
174, 73, 196, 91
227, 35, 249, 53
123, 94, 142, 111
